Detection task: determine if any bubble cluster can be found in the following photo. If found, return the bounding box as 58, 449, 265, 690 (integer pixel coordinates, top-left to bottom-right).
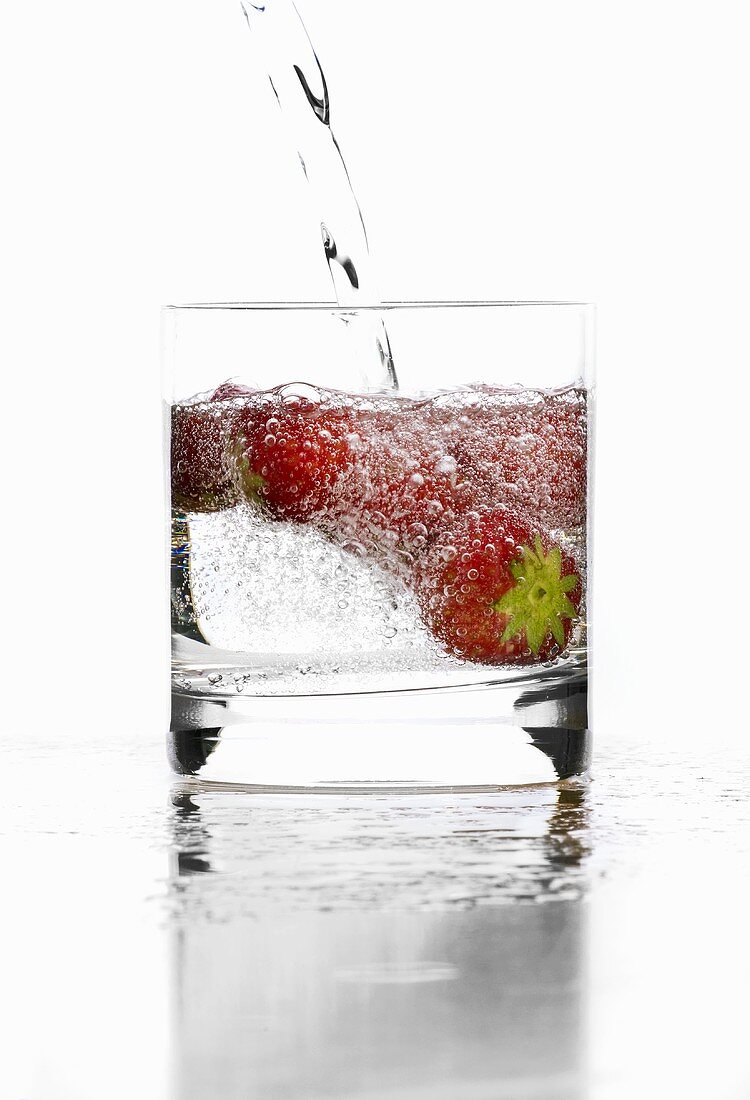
186, 502, 433, 658
426, 385, 588, 531
171, 380, 588, 681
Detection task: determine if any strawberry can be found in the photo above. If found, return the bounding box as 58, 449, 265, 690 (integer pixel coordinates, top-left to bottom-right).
231, 390, 476, 567
329, 423, 476, 574
416, 508, 582, 665
233, 393, 358, 522
170, 381, 251, 513
431, 387, 588, 530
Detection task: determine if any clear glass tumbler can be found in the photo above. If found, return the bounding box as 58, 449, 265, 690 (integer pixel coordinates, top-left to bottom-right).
164, 302, 594, 789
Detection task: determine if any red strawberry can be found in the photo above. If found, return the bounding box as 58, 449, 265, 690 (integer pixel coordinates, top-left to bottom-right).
231, 389, 475, 566
325, 410, 477, 575
416, 508, 582, 665
170, 381, 252, 513
432, 387, 588, 530
233, 393, 358, 522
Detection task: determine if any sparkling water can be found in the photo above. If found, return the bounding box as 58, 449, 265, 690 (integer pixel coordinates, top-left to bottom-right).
171, 382, 587, 697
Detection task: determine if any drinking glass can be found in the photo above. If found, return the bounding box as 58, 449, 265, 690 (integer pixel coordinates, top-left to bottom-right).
164, 302, 594, 788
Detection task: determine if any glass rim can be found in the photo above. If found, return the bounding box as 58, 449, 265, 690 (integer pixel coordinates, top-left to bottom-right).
162, 300, 593, 312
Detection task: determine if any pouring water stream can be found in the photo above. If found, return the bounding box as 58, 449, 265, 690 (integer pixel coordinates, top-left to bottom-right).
240, 0, 397, 390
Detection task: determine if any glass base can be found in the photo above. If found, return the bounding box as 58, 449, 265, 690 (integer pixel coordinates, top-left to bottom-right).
169, 668, 589, 791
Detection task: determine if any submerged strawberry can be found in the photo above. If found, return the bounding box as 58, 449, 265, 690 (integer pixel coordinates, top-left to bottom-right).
170, 381, 252, 514
231, 390, 475, 567
417, 509, 581, 665
329, 422, 476, 573
438, 388, 588, 530
233, 393, 357, 522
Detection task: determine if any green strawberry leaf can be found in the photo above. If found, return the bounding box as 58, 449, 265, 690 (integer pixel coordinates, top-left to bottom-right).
234, 441, 268, 506
494, 539, 579, 655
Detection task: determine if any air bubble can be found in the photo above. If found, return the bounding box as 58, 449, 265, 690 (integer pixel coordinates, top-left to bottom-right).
435, 455, 457, 476
280, 382, 322, 404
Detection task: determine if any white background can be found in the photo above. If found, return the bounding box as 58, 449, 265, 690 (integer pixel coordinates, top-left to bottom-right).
2, 0, 749, 743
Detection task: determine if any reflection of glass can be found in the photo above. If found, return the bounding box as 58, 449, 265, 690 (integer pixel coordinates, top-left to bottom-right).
166, 303, 593, 788
167, 784, 590, 1097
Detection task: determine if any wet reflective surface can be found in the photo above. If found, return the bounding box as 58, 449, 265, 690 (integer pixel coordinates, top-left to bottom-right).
166, 783, 590, 914
172, 904, 586, 1099
3, 727, 750, 1098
